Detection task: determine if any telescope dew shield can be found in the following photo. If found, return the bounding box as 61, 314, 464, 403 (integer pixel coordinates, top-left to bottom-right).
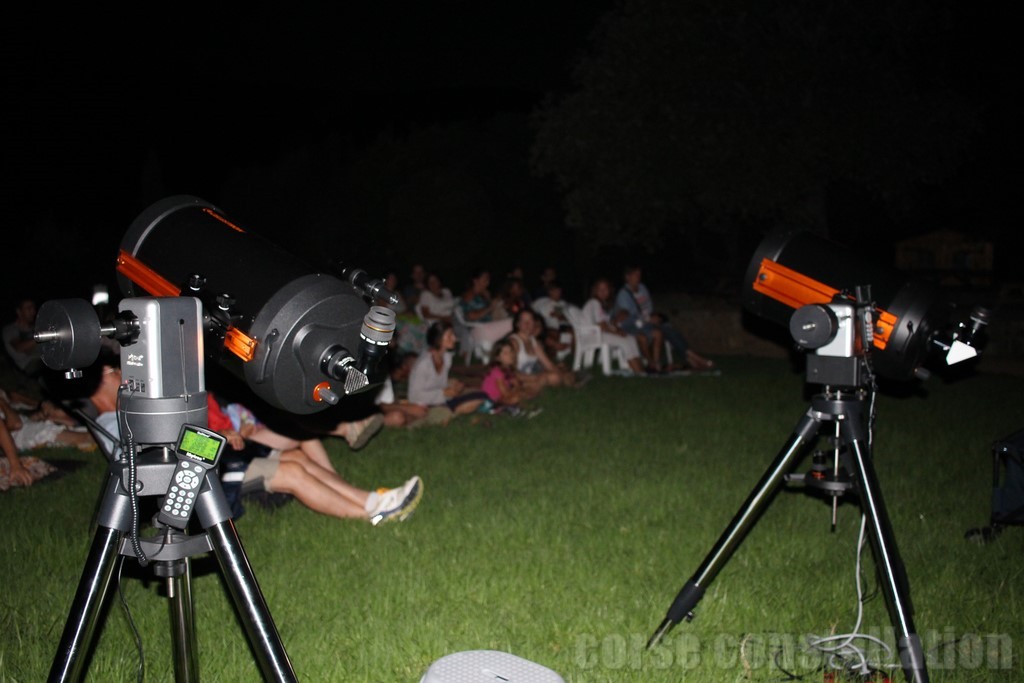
117, 196, 368, 414
743, 229, 952, 381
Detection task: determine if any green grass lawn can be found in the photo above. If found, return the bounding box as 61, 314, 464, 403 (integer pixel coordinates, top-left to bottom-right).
2, 356, 1022, 682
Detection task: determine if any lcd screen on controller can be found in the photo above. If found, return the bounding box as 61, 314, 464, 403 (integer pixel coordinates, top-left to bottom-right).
179, 428, 222, 462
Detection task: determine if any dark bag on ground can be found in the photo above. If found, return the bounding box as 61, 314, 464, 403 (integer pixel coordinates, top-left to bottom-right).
991, 429, 1024, 526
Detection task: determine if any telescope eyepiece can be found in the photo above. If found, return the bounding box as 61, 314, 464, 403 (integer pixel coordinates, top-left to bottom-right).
338, 263, 399, 306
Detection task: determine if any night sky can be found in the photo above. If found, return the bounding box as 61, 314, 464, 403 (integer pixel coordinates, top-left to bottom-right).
8, 4, 612, 299
7, 3, 1020, 307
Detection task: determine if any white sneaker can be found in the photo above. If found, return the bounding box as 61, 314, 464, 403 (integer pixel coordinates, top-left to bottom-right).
368, 476, 423, 526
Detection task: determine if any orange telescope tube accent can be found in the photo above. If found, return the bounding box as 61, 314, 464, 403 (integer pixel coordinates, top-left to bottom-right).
202, 207, 246, 233
224, 327, 257, 363
116, 250, 181, 297
116, 249, 258, 362
752, 258, 895, 350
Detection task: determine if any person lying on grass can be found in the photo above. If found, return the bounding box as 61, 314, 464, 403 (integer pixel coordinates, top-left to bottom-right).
0, 413, 58, 491
1, 387, 96, 452
83, 359, 422, 526
207, 394, 421, 524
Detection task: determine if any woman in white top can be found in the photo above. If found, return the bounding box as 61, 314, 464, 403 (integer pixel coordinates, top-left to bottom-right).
506, 309, 576, 393
417, 273, 456, 323
581, 278, 650, 375
407, 321, 488, 416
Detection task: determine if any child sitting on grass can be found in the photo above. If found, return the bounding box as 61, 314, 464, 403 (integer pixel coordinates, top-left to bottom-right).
480, 339, 542, 417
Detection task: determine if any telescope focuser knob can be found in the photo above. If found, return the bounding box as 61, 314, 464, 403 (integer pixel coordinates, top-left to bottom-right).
216, 293, 236, 312
188, 273, 207, 291
314, 384, 340, 405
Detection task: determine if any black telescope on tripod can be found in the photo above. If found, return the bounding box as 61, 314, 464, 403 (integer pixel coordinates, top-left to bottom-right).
34, 196, 399, 682
647, 229, 990, 683
742, 229, 989, 384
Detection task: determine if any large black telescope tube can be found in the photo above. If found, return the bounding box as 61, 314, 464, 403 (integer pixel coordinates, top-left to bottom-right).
117, 195, 370, 414
743, 229, 953, 381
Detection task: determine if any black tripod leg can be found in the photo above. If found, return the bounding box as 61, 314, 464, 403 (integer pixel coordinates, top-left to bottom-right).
168, 560, 200, 682
648, 409, 822, 648
207, 519, 297, 682
48, 526, 122, 683
196, 477, 296, 681
193, 476, 296, 682
844, 432, 929, 683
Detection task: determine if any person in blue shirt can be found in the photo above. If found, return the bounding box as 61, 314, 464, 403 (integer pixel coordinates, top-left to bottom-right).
615, 265, 714, 372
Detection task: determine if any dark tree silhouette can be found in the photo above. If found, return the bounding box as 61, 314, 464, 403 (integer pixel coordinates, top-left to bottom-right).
531, 0, 978, 283
219, 113, 569, 289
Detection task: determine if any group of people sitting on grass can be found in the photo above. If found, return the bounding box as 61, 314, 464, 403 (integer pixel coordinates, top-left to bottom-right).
399, 311, 564, 424
371, 262, 717, 427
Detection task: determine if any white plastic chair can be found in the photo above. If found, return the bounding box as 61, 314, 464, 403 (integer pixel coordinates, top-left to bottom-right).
660, 330, 674, 366
554, 328, 574, 364
452, 306, 509, 365
563, 305, 627, 375
533, 298, 573, 364
451, 306, 479, 365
